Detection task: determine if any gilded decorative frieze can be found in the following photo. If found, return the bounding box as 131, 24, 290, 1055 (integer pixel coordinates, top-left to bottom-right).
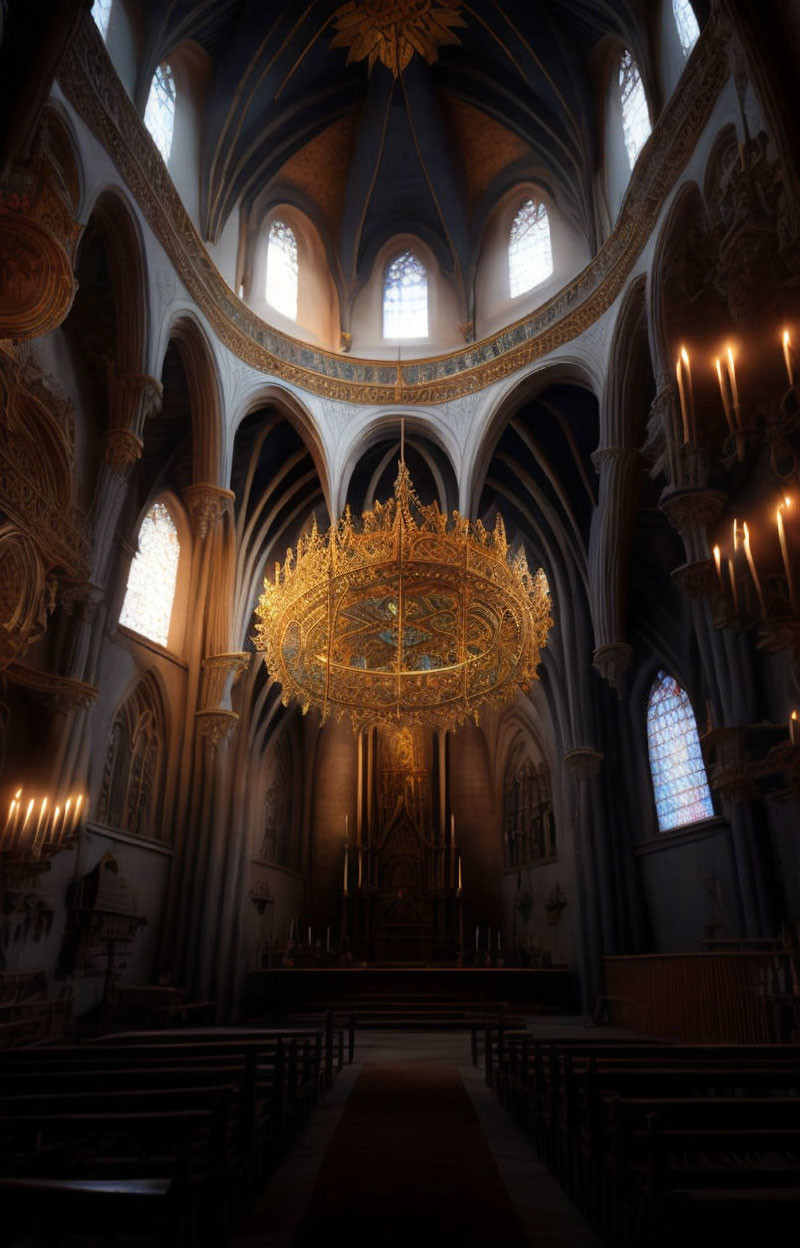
58, 10, 730, 406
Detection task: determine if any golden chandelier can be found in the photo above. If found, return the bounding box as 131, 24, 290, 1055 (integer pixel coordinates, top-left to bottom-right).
254, 461, 553, 732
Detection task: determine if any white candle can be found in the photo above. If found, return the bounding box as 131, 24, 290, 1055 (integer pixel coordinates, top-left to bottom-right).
726, 346, 741, 428
728, 559, 738, 615
783, 330, 795, 387
778, 503, 797, 611
343, 843, 349, 895
2, 798, 14, 848
72, 794, 83, 835
713, 544, 723, 591
742, 522, 765, 616
21, 798, 35, 847
450, 813, 455, 845
715, 358, 735, 432
357, 849, 362, 889
676, 356, 690, 444
457, 855, 462, 892
790, 711, 800, 745
33, 797, 48, 853
680, 347, 695, 443
51, 805, 61, 849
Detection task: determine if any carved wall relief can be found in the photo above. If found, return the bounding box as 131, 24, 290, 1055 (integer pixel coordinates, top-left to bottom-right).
503, 745, 556, 869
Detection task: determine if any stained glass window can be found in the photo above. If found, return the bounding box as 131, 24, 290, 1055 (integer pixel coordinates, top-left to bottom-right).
619, 50, 651, 170
673, 0, 700, 58
266, 220, 299, 319
383, 251, 428, 339
144, 62, 176, 163
119, 501, 180, 647
509, 199, 553, 298
647, 670, 713, 832
91, 0, 113, 39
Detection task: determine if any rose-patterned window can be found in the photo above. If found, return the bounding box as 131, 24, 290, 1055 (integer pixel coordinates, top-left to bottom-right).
119, 501, 180, 647
647, 670, 714, 832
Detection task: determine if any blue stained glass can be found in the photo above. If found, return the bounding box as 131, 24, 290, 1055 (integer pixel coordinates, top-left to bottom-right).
646, 670, 713, 832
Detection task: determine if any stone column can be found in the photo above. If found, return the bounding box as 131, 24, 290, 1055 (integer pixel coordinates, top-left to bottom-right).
589, 445, 640, 696
563, 746, 604, 1010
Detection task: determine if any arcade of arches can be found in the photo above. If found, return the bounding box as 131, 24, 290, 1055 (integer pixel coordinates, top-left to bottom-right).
2, 0, 800, 1240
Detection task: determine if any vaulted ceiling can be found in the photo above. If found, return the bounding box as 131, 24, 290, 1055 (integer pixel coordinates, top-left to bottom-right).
136, 1, 654, 301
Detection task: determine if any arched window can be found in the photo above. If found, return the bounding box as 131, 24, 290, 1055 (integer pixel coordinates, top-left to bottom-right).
619, 50, 651, 170
646, 670, 714, 832
144, 62, 176, 163
266, 220, 299, 320
119, 501, 180, 647
672, 0, 700, 57
383, 251, 428, 339
96, 676, 166, 840
91, 0, 113, 39
509, 199, 553, 298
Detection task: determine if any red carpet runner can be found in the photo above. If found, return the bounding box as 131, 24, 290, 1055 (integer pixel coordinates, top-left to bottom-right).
293, 1061, 527, 1247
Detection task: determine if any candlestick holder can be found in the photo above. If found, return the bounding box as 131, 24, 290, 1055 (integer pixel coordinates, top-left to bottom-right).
700, 723, 800, 803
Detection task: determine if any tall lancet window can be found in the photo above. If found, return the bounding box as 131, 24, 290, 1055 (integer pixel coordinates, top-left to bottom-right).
266, 220, 299, 319
383, 251, 428, 339
91, 0, 113, 39
646, 670, 714, 832
119, 501, 180, 647
619, 50, 651, 170
144, 62, 176, 163
509, 199, 553, 297
673, 0, 700, 57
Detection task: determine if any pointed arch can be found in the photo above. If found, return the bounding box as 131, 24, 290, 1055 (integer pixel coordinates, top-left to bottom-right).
163, 313, 224, 487
646, 670, 713, 832
509, 198, 553, 297
80, 187, 149, 376
96, 671, 168, 841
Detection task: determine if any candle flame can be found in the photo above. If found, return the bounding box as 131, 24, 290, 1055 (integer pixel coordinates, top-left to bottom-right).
732, 519, 739, 551
726, 344, 736, 366
784, 329, 791, 348
680, 346, 690, 367
793, 711, 799, 723
13, 788, 21, 800
743, 521, 750, 546
785, 496, 792, 509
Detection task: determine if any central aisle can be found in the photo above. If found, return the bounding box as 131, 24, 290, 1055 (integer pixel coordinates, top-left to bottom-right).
231, 1030, 600, 1248
295, 1059, 526, 1246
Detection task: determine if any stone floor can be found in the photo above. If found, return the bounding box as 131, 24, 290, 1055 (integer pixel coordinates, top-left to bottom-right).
231, 1023, 603, 1247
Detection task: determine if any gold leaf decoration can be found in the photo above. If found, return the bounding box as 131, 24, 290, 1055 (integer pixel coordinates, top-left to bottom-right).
330, 0, 466, 76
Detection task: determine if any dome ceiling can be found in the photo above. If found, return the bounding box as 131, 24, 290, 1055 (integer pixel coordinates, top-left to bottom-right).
138, 0, 648, 314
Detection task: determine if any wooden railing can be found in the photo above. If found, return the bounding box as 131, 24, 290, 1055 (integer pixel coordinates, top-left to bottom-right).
603, 952, 797, 1043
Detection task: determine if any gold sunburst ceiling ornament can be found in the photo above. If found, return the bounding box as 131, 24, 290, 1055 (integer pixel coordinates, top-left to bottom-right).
330, 0, 466, 77
254, 461, 553, 732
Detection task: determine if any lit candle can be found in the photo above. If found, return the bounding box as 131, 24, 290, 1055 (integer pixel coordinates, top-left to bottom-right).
777, 502, 797, 611
2, 797, 14, 848
457, 854, 462, 892
713, 544, 723, 591
33, 796, 48, 853
21, 798, 35, 847
715, 358, 735, 432
680, 347, 695, 443
742, 522, 765, 616
790, 711, 800, 746
450, 813, 455, 846
726, 346, 741, 429
783, 330, 795, 388
51, 805, 61, 848
357, 849, 362, 889
62, 797, 72, 844
344, 814, 348, 839
728, 558, 738, 615
72, 794, 84, 835
343, 842, 349, 896
676, 354, 690, 444
732, 518, 740, 554
10, 789, 22, 846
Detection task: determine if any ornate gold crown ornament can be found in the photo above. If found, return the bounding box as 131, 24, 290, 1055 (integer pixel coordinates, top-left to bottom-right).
331, 0, 466, 77
254, 461, 553, 732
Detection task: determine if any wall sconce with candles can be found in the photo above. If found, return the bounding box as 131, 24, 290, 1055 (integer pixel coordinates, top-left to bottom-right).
0, 788, 86, 883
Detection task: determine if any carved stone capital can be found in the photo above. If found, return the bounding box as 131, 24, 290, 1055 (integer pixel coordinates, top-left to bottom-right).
59, 579, 102, 623
107, 368, 163, 440
102, 428, 143, 476
591, 446, 639, 473
659, 487, 727, 545
195, 708, 238, 751
592, 642, 633, 696
671, 559, 719, 600
182, 484, 235, 539
200, 651, 251, 709
563, 747, 604, 781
